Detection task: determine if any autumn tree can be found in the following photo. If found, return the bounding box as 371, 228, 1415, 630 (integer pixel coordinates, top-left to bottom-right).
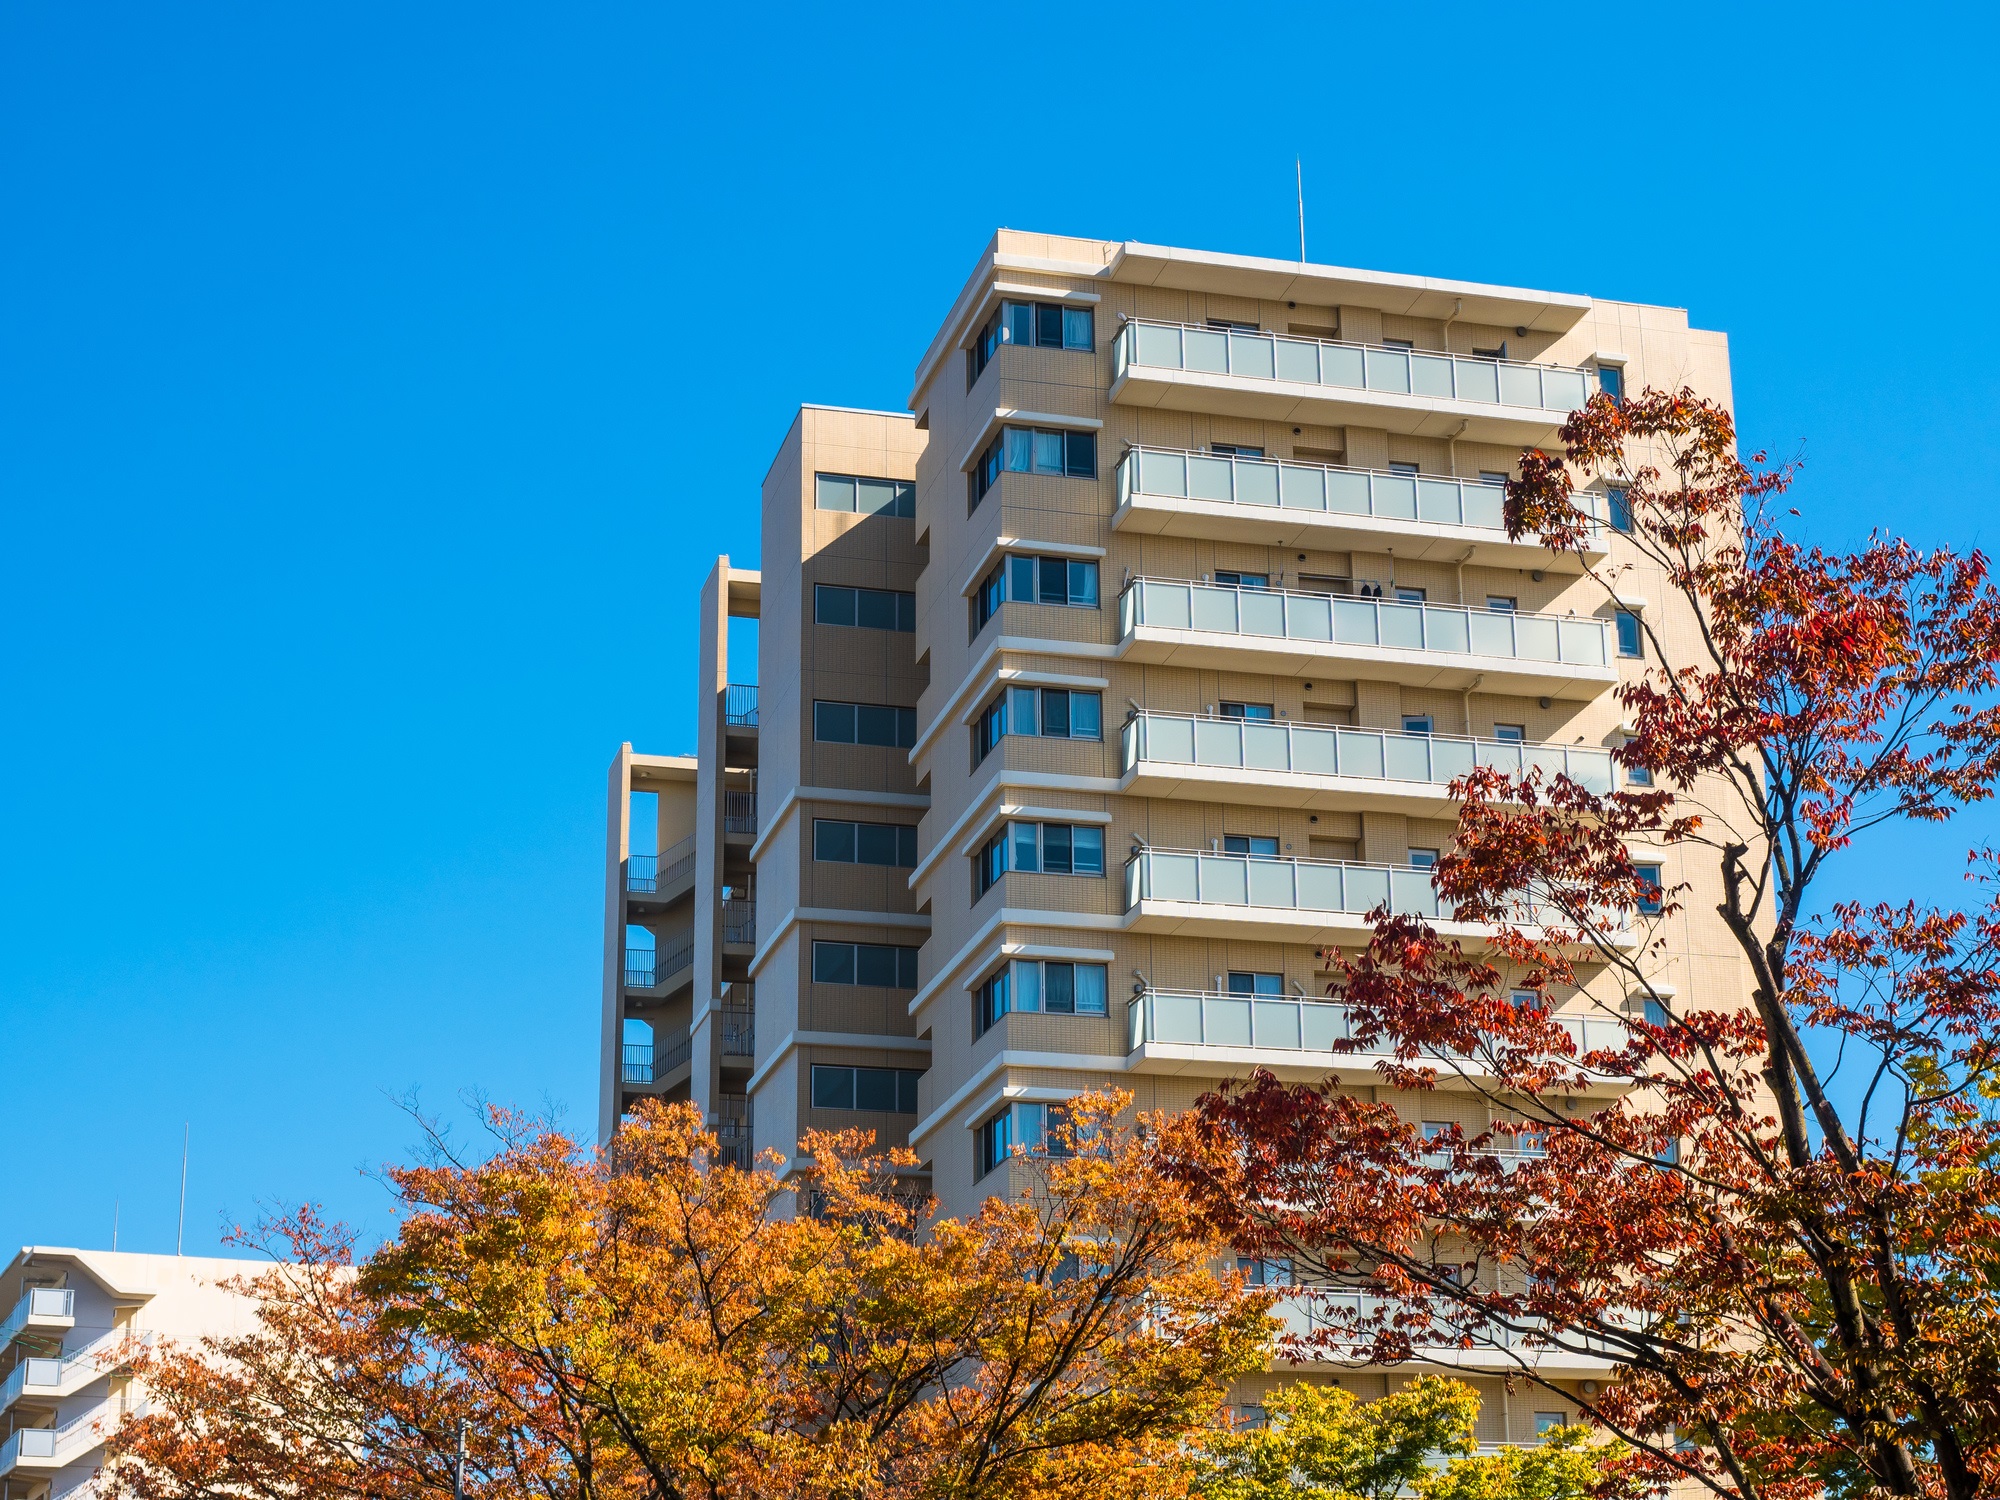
109, 1092, 1272, 1500
1158, 390, 2000, 1500
1187, 1374, 1619, 1500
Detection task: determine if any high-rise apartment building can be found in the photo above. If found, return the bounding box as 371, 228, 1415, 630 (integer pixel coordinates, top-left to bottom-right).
0, 1247, 264, 1498
601, 231, 1736, 1439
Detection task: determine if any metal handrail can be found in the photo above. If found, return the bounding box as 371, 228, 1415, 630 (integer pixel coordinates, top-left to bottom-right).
725, 684, 759, 726
1, 1393, 135, 1463
1118, 574, 1613, 666
1116, 444, 1607, 530
723, 791, 758, 835
720, 1011, 755, 1056
0, 1330, 147, 1408
0, 1289, 72, 1347
625, 928, 695, 989
1119, 710, 1615, 793
722, 899, 755, 945
1115, 317, 1595, 415
628, 834, 696, 894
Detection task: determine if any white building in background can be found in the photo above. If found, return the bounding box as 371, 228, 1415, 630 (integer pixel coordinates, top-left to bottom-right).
0, 1248, 266, 1500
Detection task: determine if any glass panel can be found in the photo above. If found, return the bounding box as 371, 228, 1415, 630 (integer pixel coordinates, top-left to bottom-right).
1062, 306, 1094, 349
856, 478, 898, 515
1384, 734, 1433, 782
1293, 725, 1338, 775
1141, 580, 1190, 629
1416, 478, 1463, 524
1326, 468, 1371, 515
1463, 482, 1506, 529
1150, 715, 1196, 764
1133, 323, 1182, 368
1425, 609, 1470, 654
1239, 590, 1286, 637
815, 474, 856, 511
1229, 332, 1276, 379
1183, 327, 1230, 373
1014, 960, 1041, 1011
1543, 368, 1589, 411
1525, 746, 1568, 782
1375, 473, 1418, 520
1364, 347, 1411, 393
1247, 859, 1296, 908
1191, 586, 1240, 633
1296, 861, 1346, 911
1137, 448, 1187, 497
1411, 353, 1455, 397
1154, 991, 1203, 1043
1188, 454, 1234, 501
1336, 729, 1384, 779
1475, 738, 1526, 775
1254, 1000, 1303, 1049
1344, 864, 1390, 914
1199, 855, 1249, 904
1280, 463, 1327, 510
1285, 592, 1333, 641
1244, 722, 1291, 771
1469, 611, 1517, 656
1498, 364, 1543, 407
1301, 1003, 1347, 1049
1235, 460, 1280, 507
1194, 718, 1245, 768
1455, 358, 1499, 404
1320, 343, 1366, 388
1559, 617, 1607, 664
1391, 866, 1440, 917
1208, 996, 1253, 1046
1275, 338, 1320, 382
1573, 748, 1614, 795
1429, 737, 1477, 785
1332, 597, 1379, 644
1515, 614, 1560, 661
1379, 602, 1426, 650
1149, 852, 1200, 901
1031, 429, 1064, 474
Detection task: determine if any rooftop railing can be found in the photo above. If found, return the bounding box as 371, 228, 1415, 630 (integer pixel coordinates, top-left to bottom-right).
725, 684, 759, 727
1119, 577, 1613, 667
1121, 711, 1614, 796
1115, 318, 1594, 416
1119, 446, 1607, 534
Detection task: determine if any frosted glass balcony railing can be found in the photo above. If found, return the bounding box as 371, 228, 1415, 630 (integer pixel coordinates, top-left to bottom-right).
1119, 578, 1613, 666
1126, 848, 1441, 921
1120, 711, 1614, 796
1115, 318, 1593, 415
0, 1289, 71, 1347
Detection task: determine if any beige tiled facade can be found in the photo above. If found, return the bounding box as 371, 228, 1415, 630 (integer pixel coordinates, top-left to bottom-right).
602, 232, 1742, 1431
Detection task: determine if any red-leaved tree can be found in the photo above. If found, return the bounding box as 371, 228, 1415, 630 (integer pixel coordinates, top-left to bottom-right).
1156, 390, 2000, 1500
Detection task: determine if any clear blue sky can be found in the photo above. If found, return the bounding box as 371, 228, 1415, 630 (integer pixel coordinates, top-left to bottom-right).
4, 2, 1996, 1257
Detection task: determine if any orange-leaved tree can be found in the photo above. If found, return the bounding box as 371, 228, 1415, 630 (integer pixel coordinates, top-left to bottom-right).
1156, 390, 2000, 1500
109, 1092, 1272, 1500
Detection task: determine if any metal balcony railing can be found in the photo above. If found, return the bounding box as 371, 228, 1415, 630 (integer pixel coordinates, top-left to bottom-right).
620, 1045, 654, 1084
0, 1290, 71, 1348
714, 1096, 752, 1139
1128, 986, 1630, 1065
1121, 711, 1614, 795
627, 834, 696, 894
1119, 445, 1607, 534
1119, 576, 1613, 667
624, 928, 694, 989
725, 684, 759, 726
722, 898, 756, 946
1115, 318, 1594, 416
720, 1009, 755, 1057
723, 790, 758, 835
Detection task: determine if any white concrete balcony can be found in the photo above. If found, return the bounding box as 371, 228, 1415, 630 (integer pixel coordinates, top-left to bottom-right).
0, 1289, 73, 1348
1114, 446, 1606, 569
0, 1395, 130, 1479
1122, 848, 1633, 950
1126, 986, 1629, 1081
1111, 318, 1595, 444
1272, 1291, 1628, 1373
1118, 711, 1614, 815
0, 1331, 145, 1415
1117, 577, 1618, 699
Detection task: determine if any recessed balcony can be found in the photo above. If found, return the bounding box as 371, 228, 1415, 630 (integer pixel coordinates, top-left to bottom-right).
1111, 318, 1595, 444
1113, 446, 1605, 569
624, 929, 695, 993
1117, 577, 1618, 699
626, 833, 697, 906
1126, 987, 1629, 1082
1119, 711, 1614, 815
1122, 848, 1632, 950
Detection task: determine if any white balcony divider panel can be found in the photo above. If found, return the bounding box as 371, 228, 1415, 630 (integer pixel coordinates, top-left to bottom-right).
1119, 578, 1612, 666
1116, 319, 1593, 415
1120, 712, 1614, 795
